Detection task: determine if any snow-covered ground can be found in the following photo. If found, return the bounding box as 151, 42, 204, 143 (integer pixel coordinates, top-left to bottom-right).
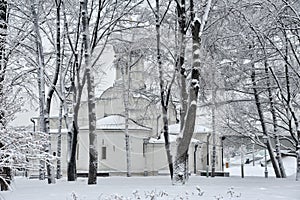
1, 175, 299, 200
225, 155, 296, 177
1, 157, 299, 200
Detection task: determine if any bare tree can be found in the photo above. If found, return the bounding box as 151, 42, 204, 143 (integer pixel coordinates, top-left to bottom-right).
173, 0, 212, 184
0, 0, 7, 128
146, 0, 175, 179
29, 0, 53, 183
79, 0, 98, 185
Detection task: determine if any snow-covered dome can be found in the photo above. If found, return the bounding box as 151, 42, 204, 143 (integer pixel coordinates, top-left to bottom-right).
81, 115, 151, 131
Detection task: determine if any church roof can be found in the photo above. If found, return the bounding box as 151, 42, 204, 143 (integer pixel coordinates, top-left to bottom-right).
81, 115, 152, 131
148, 134, 199, 144
168, 123, 211, 135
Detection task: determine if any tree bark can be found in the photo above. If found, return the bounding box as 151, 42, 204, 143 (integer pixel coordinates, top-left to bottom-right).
153, 0, 174, 179
173, 0, 212, 184
81, 0, 98, 185
30, 0, 50, 182
297, 145, 300, 181
211, 66, 217, 177
177, 0, 188, 132
61, 0, 81, 181
251, 63, 281, 178
174, 69, 200, 184
56, 100, 63, 179
0, 0, 7, 128
283, 33, 300, 181
265, 62, 286, 178
121, 55, 131, 177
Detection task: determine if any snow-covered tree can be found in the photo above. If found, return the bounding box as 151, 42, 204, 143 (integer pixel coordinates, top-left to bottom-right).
0, 129, 52, 190
173, 0, 213, 184
80, 0, 97, 185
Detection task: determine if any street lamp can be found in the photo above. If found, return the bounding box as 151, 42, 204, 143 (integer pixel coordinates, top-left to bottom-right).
30, 118, 35, 132
221, 136, 226, 172
262, 135, 268, 178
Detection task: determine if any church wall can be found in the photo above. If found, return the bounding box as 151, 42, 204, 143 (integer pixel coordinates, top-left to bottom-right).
77, 129, 152, 173
50, 133, 69, 175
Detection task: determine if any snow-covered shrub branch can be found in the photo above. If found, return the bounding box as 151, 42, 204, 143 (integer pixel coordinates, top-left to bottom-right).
0, 129, 52, 170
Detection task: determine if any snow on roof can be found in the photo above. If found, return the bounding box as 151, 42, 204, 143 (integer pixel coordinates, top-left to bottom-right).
50, 129, 69, 134
168, 124, 211, 135
81, 115, 151, 131
148, 134, 199, 144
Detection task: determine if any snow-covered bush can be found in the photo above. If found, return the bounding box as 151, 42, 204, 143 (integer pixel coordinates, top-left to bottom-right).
0, 129, 51, 171
66, 186, 242, 200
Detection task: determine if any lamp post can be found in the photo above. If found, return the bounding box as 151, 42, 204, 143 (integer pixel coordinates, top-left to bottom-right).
194, 144, 199, 174
241, 144, 244, 178
252, 141, 255, 166
206, 134, 211, 177
30, 118, 35, 132
221, 136, 226, 171
263, 135, 268, 178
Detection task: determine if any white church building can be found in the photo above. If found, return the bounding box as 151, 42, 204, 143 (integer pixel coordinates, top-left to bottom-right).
30, 44, 223, 177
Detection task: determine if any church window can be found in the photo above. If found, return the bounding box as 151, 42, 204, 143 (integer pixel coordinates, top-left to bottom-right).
101, 146, 107, 160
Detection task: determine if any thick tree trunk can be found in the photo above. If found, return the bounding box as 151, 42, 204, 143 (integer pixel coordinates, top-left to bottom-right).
174, 10, 200, 183
176, 0, 188, 131
174, 69, 200, 183
67, 121, 78, 181
81, 0, 98, 185
173, 0, 212, 184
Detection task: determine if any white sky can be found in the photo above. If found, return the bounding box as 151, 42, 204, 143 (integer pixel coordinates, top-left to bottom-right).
10, 46, 116, 127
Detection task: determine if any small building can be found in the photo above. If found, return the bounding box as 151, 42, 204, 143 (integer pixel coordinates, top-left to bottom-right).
148, 124, 223, 175
65, 115, 222, 176
77, 114, 152, 175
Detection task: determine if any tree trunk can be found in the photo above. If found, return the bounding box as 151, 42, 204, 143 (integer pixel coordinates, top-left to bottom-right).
154, 0, 174, 179
0, 0, 8, 185
283, 34, 300, 180
0, 0, 7, 128
54, 0, 63, 180
296, 144, 300, 181
173, 0, 212, 184
162, 108, 173, 179
211, 68, 217, 177
174, 7, 200, 183
121, 57, 131, 177
81, 0, 98, 185
61, 0, 81, 181
176, 0, 188, 132
56, 101, 63, 179
251, 63, 281, 178
30, 0, 48, 181
174, 69, 200, 184
67, 121, 78, 181
265, 62, 286, 178
67, 71, 79, 181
